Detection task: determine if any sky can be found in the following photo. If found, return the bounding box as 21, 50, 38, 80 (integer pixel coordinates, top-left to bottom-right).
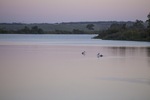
0, 0, 150, 23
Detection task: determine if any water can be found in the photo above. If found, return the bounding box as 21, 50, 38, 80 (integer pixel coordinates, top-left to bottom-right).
0, 34, 150, 47
0, 34, 150, 100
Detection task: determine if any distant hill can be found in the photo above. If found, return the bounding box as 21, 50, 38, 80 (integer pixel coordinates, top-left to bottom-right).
0, 21, 133, 32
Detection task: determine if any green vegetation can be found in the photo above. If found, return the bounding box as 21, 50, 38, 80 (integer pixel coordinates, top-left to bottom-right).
146, 13, 150, 35
0, 25, 44, 34
0, 13, 150, 41
86, 24, 94, 30
18, 26, 44, 34
0, 21, 132, 34
94, 13, 150, 41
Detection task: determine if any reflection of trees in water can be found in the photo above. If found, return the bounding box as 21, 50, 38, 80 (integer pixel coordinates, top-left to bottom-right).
111, 47, 126, 56
146, 47, 150, 57
107, 47, 150, 57
108, 47, 136, 57
146, 47, 150, 67
107, 46, 150, 67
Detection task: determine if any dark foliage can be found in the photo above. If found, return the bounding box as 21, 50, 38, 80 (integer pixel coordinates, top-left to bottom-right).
54, 30, 72, 34
72, 29, 85, 34
94, 15, 150, 42
0, 26, 44, 34
93, 13, 150, 41
86, 24, 94, 30
18, 26, 44, 34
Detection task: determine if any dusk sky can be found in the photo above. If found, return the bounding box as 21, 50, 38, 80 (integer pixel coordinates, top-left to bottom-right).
0, 0, 150, 23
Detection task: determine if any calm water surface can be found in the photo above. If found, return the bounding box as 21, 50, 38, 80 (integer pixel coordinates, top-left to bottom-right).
0, 34, 150, 46
0, 34, 150, 100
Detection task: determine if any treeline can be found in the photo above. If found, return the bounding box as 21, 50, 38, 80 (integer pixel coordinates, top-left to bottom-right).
0, 21, 134, 34
1, 14, 150, 41
49, 29, 87, 34
0, 24, 97, 34
94, 13, 150, 41
0, 26, 44, 34
0, 26, 90, 34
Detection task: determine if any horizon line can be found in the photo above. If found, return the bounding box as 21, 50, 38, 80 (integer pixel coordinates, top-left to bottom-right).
0, 20, 137, 24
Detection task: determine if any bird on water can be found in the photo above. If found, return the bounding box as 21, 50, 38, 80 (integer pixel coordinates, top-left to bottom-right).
82, 51, 86, 56
97, 53, 103, 58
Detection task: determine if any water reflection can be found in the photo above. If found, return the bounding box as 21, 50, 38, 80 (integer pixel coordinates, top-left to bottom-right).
96, 77, 150, 85
146, 47, 150, 66
0, 45, 150, 100
147, 47, 150, 57
107, 47, 150, 57
101, 46, 150, 70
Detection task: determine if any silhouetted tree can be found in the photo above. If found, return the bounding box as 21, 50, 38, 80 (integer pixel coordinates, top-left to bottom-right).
0, 28, 8, 33
72, 29, 85, 34
86, 24, 94, 30
147, 12, 150, 29
31, 26, 44, 34
94, 14, 150, 41
133, 20, 144, 29
146, 12, 150, 39
21, 26, 30, 33
107, 23, 127, 34
31, 26, 38, 33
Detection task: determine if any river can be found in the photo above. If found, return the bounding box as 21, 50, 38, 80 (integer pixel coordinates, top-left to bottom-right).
0, 34, 150, 100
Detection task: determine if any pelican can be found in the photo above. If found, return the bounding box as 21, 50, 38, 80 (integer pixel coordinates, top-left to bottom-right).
100, 54, 103, 57
82, 51, 86, 56
97, 53, 103, 58
97, 53, 100, 58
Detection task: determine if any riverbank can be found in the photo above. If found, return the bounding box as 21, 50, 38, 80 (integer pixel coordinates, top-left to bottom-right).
93, 20, 150, 42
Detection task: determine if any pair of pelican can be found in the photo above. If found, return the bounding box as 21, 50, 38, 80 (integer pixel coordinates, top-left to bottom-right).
97, 53, 103, 58
81, 51, 103, 58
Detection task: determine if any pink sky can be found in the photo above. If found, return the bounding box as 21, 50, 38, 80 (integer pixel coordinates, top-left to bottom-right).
0, 0, 150, 23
